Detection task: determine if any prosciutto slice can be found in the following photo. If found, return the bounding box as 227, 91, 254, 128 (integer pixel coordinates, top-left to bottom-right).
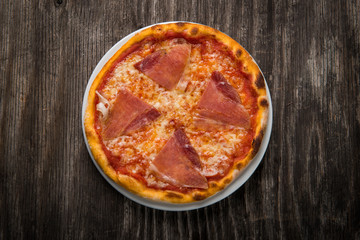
134, 44, 191, 90
102, 89, 160, 139
196, 71, 250, 128
151, 129, 208, 189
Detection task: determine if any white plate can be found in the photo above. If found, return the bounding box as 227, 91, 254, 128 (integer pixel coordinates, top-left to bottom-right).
82, 22, 273, 211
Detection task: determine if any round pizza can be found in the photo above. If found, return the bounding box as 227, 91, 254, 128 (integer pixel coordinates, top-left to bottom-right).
84, 22, 269, 203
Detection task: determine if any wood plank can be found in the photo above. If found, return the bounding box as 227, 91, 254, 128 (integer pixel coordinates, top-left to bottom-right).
1, 0, 359, 239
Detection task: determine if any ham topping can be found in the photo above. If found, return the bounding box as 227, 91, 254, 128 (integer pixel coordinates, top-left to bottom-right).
151, 129, 208, 189
134, 44, 191, 90
196, 71, 250, 128
102, 89, 160, 139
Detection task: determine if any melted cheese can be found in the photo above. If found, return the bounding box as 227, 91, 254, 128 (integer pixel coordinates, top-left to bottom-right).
99, 39, 250, 186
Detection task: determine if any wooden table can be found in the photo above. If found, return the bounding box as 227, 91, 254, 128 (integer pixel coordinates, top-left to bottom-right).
1, 0, 359, 239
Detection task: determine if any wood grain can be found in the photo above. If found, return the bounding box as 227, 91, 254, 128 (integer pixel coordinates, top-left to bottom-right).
1, 0, 359, 239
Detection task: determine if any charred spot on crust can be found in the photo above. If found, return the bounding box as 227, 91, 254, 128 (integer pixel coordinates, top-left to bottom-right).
150, 25, 162, 31
255, 74, 265, 89
209, 182, 217, 188
191, 27, 199, 35
260, 98, 268, 107
252, 130, 264, 154
193, 193, 207, 201
236, 49, 242, 58
236, 162, 244, 170
224, 178, 231, 184
166, 192, 183, 199
176, 22, 185, 27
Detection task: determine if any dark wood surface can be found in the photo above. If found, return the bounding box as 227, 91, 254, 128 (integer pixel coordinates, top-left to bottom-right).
1, 0, 359, 239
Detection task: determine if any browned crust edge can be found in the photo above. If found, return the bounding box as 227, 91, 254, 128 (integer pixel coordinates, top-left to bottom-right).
84, 22, 269, 203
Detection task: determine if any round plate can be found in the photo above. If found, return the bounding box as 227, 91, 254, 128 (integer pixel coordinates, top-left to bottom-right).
82, 22, 273, 211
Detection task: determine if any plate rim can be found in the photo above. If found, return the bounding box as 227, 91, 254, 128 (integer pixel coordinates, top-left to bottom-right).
81, 21, 273, 211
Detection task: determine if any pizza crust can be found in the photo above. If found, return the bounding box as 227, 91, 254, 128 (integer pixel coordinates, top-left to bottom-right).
84, 22, 269, 203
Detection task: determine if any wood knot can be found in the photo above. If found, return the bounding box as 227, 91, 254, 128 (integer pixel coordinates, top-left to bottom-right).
54, 0, 64, 6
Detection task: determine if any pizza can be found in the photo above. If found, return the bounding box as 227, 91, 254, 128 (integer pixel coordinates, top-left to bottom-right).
84, 22, 269, 203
